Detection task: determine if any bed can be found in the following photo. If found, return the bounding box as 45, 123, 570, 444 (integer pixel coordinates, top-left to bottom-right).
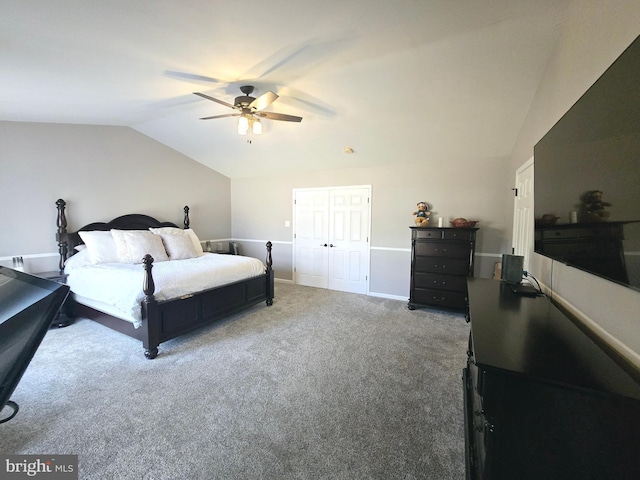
55, 199, 274, 359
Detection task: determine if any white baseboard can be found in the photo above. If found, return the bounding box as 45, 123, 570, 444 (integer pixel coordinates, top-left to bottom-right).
367, 291, 408, 302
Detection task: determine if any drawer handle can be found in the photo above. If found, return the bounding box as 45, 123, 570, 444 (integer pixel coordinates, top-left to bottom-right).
476, 421, 494, 433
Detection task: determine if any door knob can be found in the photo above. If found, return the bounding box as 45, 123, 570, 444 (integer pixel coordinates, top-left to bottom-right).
330, 244, 336, 247
320, 243, 328, 247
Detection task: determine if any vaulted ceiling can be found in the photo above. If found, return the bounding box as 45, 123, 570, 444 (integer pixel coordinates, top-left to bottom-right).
2, 0, 571, 178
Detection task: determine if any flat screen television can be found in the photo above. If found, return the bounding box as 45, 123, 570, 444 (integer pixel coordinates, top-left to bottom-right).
534, 35, 640, 292
0, 267, 69, 423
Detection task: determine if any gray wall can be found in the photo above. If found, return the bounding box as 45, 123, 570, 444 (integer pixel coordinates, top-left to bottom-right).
505, 0, 640, 364
0, 121, 231, 272
231, 161, 511, 298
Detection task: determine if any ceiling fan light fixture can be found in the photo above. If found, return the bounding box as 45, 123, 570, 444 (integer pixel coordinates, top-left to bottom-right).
252, 118, 262, 135
237, 115, 249, 135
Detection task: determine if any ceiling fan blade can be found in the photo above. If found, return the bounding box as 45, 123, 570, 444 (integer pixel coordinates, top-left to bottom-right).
249, 91, 278, 111
257, 111, 303, 122
200, 113, 240, 120
165, 70, 223, 85
193, 92, 237, 110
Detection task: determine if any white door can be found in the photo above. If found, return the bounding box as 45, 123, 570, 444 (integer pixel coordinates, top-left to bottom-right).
327, 187, 370, 294
293, 189, 330, 288
513, 158, 534, 271
294, 186, 371, 294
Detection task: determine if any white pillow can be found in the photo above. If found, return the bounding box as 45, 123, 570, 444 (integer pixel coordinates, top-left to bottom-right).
111, 230, 169, 264
78, 231, 119, 264
157, 233, 200, 260
63, 248, 93, 272
149, 227, 204, 256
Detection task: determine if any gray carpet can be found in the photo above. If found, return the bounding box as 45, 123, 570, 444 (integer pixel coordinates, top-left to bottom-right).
0, 283, 470, 479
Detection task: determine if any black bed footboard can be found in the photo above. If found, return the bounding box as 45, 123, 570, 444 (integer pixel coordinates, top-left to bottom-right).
140, 242, 274, 359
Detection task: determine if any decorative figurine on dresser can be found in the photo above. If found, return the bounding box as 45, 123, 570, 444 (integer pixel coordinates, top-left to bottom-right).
408, 211, 478, 311
413, 201, 432, 226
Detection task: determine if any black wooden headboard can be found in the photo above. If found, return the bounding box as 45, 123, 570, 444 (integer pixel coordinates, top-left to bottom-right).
55, 199, 190, 273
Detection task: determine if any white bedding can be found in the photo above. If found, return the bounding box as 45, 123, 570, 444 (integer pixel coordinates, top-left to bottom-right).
64, 251, 266, 328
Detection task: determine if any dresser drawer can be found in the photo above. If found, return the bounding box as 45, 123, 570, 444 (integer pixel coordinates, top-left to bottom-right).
412, 288, 468, 309
444, 229, 475, 241
414, 272, 467, 292
415, 241, 470, 258
413, 229, 444, 240
415, 256, 470, 275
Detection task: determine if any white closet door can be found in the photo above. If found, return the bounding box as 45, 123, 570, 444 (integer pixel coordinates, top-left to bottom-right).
293, 189, 330, 288
327, 187, 370, 294
294, 186, 371, 294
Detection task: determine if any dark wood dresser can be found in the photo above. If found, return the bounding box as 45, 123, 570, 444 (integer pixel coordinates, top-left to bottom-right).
464, 277, 640, 479
408, 226, 478, 311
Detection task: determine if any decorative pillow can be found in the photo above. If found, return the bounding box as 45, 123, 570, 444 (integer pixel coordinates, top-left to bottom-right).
148, 227, 204, 256
157, 233, 200, 260
110, 230, 169, 264
78, 230, 119, 264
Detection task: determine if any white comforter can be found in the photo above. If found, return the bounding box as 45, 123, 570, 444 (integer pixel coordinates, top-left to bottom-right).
65, 251, 266, 327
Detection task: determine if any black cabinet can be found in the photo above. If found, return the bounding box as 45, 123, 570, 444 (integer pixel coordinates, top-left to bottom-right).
464, 278, 640, 479
35, 271, 73, 328
408, 227, 478, 311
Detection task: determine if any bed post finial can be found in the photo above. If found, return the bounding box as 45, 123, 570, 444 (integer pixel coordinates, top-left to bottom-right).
142, 254, 156, 302
183, 206, 190, 229
266, 241, 273, 270
56, 199, 68, 274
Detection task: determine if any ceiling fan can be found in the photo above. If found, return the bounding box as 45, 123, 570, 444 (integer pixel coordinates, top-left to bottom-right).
194, 86, 302, 135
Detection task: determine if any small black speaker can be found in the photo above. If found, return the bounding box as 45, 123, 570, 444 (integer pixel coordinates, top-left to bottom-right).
501, 254, 524, 284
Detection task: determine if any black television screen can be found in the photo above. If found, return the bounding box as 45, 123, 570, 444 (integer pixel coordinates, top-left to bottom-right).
0, 267, 69, 422
534, 35, 640, 291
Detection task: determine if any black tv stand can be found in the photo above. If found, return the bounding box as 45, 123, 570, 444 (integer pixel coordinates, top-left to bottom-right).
464, 278, 640, 479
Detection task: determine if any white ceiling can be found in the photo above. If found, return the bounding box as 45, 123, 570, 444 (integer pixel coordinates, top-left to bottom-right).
2, 0, 571, 178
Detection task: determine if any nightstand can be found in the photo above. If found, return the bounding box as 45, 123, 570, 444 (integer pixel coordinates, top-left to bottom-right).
35, 271, 74, 328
